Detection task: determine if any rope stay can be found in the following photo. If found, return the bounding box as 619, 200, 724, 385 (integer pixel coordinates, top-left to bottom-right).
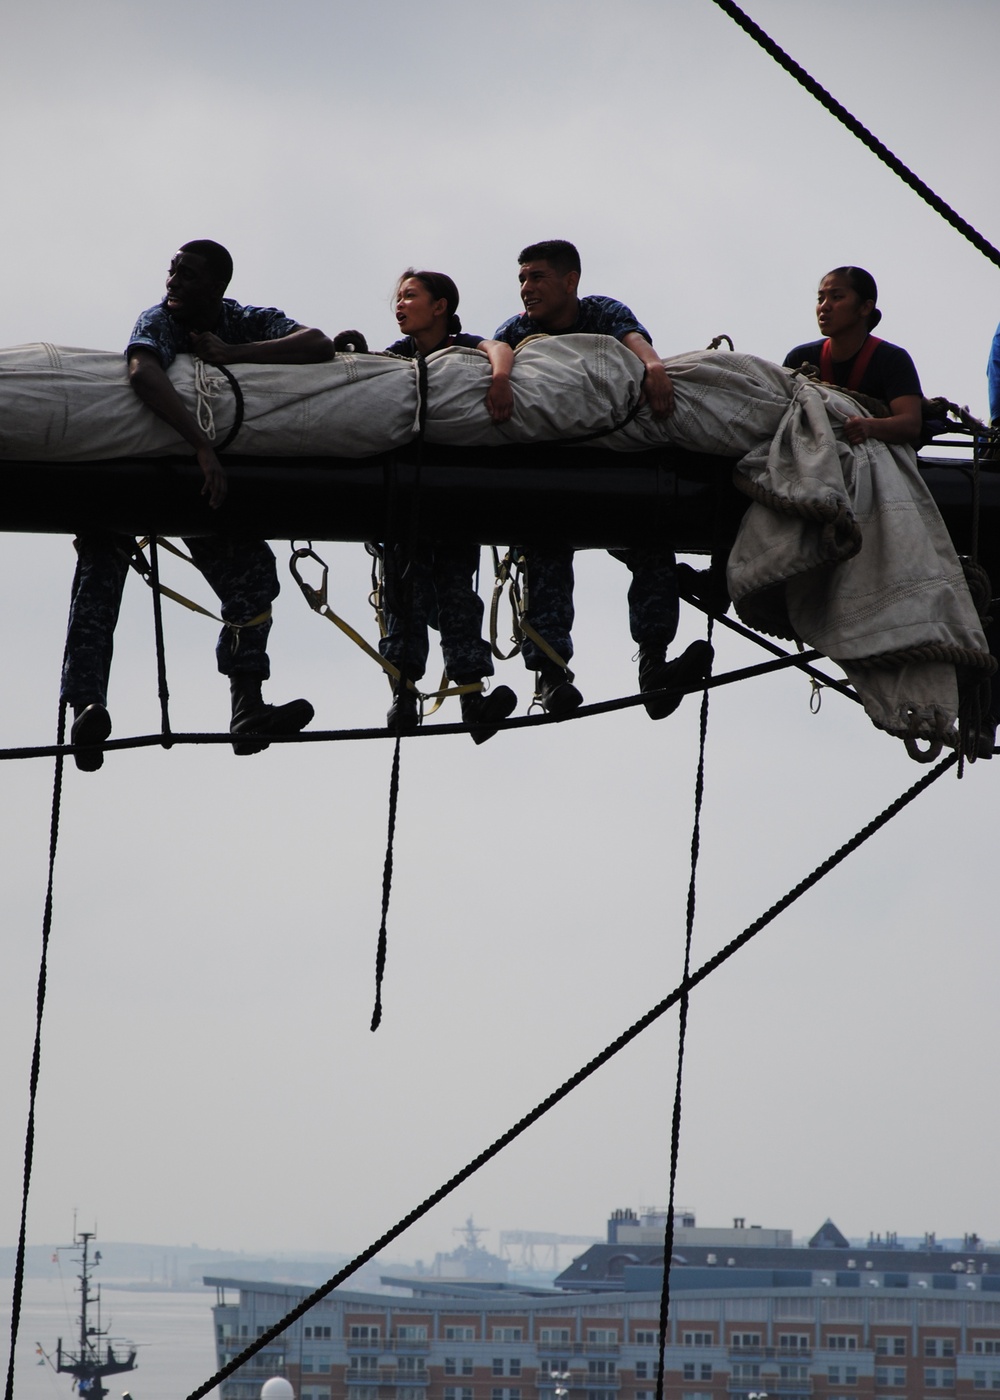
708, 0, 1000, 272
371, 735, 401, 1032
180, 747, 956, 1400
4, 703, 67, 1400
657, 620, 714, 1397
0, 640, 872, 767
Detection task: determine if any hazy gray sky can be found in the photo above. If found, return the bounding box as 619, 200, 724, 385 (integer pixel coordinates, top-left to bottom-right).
2, 0, 999, 1278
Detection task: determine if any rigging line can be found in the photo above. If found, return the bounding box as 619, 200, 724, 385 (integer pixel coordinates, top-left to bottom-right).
708, 0, 1000, 272
147, 535, 172, 746
371, 354, 430, 1031
371, 735, 401, 1032
0, 647, 855, 765
683, 595, 860, 702
658, 619, 714, 1400
4, 701, 67, 1400
183, 749, 954, 1400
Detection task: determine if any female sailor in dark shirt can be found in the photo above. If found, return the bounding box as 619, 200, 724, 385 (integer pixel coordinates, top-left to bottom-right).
380, 269, 517, 741
783, 266, 923, 446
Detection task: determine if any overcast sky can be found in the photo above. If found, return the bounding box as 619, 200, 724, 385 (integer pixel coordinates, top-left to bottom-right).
2, 0, 1000, 1301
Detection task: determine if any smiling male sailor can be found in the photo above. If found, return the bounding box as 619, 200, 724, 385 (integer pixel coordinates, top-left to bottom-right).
493, 239, 712, 718
62, 239, 335, 769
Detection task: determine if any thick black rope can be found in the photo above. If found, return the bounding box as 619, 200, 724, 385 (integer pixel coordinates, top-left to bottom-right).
709, 0, 1000, 271
0, 646, 877, 766
371, 354, 430, 1030
147, 534, 173, 746
371, 735, 401, 1031
182, 749, 954, 1400
4, 700, 67, 1400
658, 620, 713, 1398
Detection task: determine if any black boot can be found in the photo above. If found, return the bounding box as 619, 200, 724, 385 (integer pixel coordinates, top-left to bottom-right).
386, 673, 420, 734
71, 702, 112, 772
534, 660, 583, 718
459, 683, 517, 745
638, 639, 714, 720
230, 675, 314, 756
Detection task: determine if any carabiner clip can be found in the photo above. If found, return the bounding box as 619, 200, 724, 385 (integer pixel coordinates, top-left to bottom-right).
289, 543, 329, 611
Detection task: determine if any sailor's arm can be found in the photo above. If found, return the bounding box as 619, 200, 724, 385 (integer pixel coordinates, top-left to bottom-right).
622, 330, 674, 418
478, 338, 514, 423
188, 325, 335, 365
127, 347, 227, 509
843, 395, 923, 446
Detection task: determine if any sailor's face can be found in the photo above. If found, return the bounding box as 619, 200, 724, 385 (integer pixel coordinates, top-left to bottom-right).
395, 278, 447, 337
165, 251, 223, 326
518, 260, 578, 329
816, 274, 873, 339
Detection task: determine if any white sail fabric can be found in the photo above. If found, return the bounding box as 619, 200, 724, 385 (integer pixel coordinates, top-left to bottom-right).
626, 348, 990, 741
0, 342, 421, 460
0, 337, 989, 743
424, 337, 644, 444
0, 337, 645, 460
432, 342, 993, 741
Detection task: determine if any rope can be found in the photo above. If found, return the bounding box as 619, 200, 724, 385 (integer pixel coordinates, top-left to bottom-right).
4, 700, 67, 1400
0, 647, 862, 766
132, 537, 271, 633
657, 620, 713, 1400
851, 641, 996, 674
370, 356, 430, 1030
709, 0, 1000, 272
371, 736, 401, 1033
181, 748, 956, 1400
289, 545, 478, 709
147, 535, 173, 746
191, 360, 245, 451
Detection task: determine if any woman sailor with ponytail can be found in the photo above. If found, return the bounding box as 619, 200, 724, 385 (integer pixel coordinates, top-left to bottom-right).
378, 269, 517, 740
784, 266, 923, 446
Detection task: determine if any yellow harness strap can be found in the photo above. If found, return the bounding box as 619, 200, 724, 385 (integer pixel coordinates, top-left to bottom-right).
490, 548, 574, 676
132, 537, 271, 631
289, 546, 481, 715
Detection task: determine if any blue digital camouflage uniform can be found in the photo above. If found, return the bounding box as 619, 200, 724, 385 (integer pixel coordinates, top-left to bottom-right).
60, 299, 298, 708
378, 333, 494, 683
494, 296, 679, 667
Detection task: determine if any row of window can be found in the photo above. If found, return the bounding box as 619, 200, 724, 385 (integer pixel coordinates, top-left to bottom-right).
350, 1326, 624, 1345
347, 1392, 429, 1400
293, 1321, 999, 1350
344, 1357, 427, 1374
347, 1390, 665, 1400
347, 1358, 634, 1379
320, 1356, 985, 1380
684, 1329, 980, 1354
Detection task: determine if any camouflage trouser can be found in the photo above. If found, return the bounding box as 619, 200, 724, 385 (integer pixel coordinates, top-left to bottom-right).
609, 545, 680, 654
60, 531, 279, 708
518, 544, 679, 670
379, 542, 493, 682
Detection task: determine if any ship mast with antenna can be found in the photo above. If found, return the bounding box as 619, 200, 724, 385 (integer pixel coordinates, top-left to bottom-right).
55, 1230, 137, 1399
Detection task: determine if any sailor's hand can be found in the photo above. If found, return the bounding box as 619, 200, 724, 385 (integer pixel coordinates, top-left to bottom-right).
189, 331, 236, 364
843, 415, 873, 445
486, 374, 514, 424
640, 361, 675, 418
196, 443, 228, 509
